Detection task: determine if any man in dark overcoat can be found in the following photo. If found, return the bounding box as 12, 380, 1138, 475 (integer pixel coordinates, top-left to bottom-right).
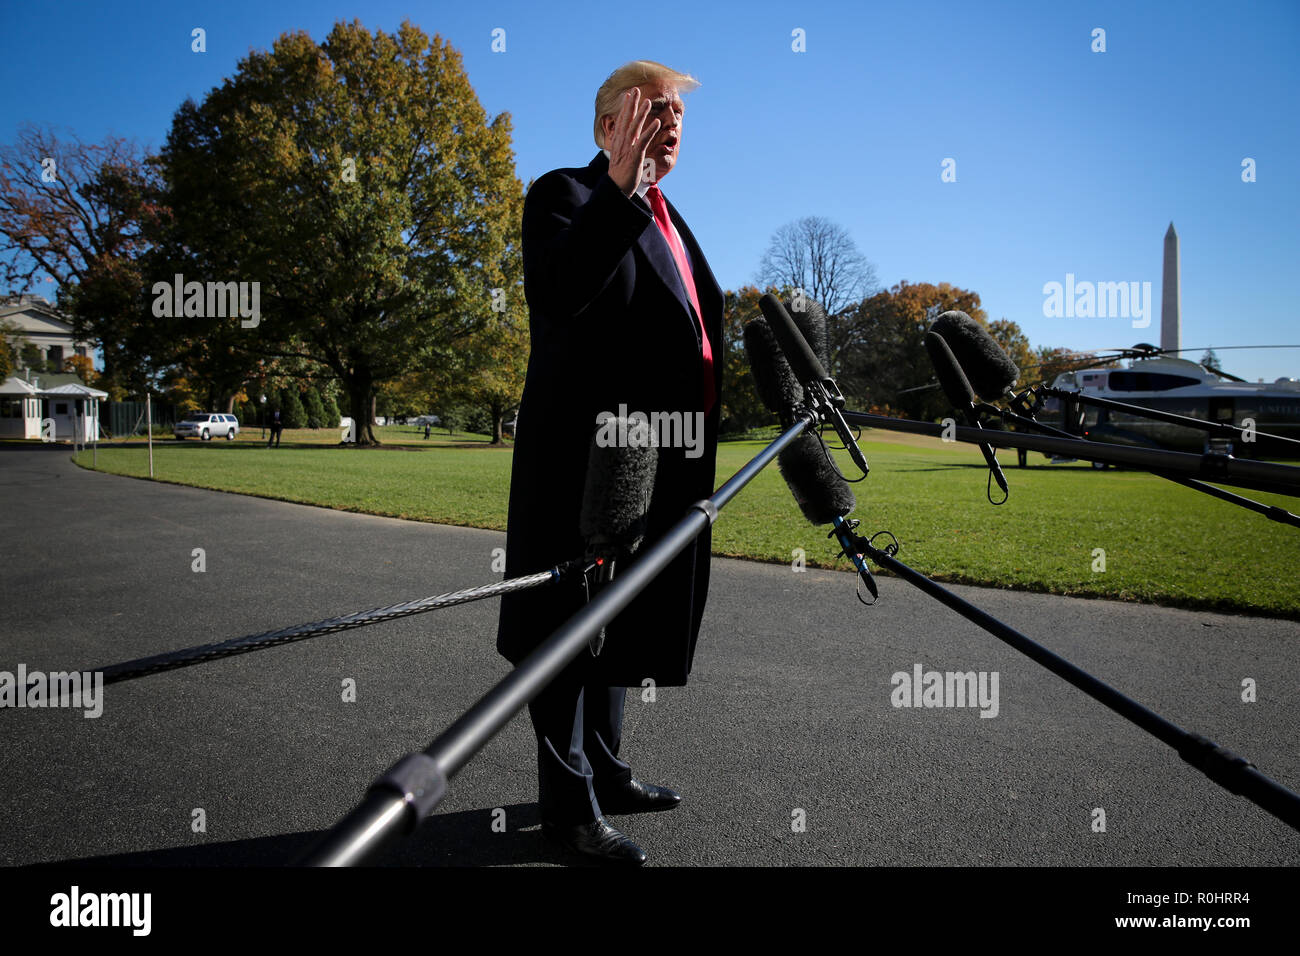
495, 60, 723, 865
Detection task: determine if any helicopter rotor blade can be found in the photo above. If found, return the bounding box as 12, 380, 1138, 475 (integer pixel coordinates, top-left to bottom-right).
1165, 344, 1300, 353
897, 344, 1298, 401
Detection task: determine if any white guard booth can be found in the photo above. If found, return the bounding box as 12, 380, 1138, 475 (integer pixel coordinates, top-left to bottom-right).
0, 376, 43, 439
39, 382, 109, 442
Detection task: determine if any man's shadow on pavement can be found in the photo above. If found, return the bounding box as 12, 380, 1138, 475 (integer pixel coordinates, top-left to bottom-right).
32, 803, 595, 867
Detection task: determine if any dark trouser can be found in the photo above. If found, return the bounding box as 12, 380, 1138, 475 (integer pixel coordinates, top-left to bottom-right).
527, 660, 631, 826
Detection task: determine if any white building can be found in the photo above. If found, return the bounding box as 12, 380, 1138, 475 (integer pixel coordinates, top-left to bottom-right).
0, 374, 106, 440
1, 293, 92, 371
2, 293, 104, 440
0, 374, 41, 438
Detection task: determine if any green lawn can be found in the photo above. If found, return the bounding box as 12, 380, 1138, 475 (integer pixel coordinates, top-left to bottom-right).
70, 430, 1300, 618
126, 422, 497, 447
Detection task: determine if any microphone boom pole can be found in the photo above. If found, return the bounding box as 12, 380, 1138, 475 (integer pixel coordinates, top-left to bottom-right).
299, 409, 820, 867
841, 525, 1300, 833
923, 309, 1300, 508
28, 568, 572, 698
984, 399, 1300, 529
843, 410, 1300, 498
1035, 385, 1300, 452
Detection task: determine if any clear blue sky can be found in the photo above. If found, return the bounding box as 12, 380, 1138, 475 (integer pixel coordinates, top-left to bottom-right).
2, 0, 1297, 381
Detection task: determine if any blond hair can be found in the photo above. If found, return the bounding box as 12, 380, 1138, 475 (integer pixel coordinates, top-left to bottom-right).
593, 60, 700, 148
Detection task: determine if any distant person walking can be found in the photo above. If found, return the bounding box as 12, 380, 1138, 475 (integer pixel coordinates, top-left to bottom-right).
424, 421, 431, 440
268, 409, 283, 448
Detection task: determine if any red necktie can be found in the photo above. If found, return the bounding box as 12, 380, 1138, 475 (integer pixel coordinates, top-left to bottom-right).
646, 184, 715, 415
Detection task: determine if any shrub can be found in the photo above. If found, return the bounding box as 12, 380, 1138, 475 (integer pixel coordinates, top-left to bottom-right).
322, 391, 341, 428
462, 405, 492, 436
279, 387, 307, 429
304, 388, 326, 428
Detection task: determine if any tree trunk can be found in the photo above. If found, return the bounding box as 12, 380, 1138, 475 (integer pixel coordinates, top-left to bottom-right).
490, 400, 504, 445
345, 377, 379, 446
100, 355, 118, 398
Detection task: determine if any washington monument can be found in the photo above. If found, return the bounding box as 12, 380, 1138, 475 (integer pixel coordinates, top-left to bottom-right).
1161, 222, 1180, 352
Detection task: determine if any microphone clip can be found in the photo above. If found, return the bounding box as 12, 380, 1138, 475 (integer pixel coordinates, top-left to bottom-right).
800, 380, 870, 480
1008, 387, 1045, 421
807, 375, 846, 411
827, 516, 886, 605
581, 556, 614, 657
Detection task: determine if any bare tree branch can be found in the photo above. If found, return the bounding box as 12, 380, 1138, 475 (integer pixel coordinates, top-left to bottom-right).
755, 215, 880, 376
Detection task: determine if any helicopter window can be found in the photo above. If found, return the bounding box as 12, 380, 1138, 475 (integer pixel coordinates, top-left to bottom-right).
1107, 372, 1201, 391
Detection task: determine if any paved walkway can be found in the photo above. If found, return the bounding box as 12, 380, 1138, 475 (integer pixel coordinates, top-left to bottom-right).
2, 444, 1297, 865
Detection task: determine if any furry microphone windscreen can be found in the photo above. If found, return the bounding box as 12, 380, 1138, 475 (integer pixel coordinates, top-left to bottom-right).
924, 331, 977, 409
776, 431, 856, 526
929, 311, 1019, 400
744, 315, 805, 422
579, 418, 659, 559
787, 296, 830, 371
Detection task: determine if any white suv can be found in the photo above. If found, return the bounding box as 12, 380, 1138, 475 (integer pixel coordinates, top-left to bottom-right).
174, 413, 240, 441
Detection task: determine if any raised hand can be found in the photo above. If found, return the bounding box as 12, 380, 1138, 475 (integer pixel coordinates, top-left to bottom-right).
605, 88, 660, 197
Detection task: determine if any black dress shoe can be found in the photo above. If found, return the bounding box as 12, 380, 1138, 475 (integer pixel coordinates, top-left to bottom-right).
542, 816, 647, 866
594, 778, 682, 815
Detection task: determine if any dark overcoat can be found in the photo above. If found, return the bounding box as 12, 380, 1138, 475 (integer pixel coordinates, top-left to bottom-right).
495, 152, 724, 686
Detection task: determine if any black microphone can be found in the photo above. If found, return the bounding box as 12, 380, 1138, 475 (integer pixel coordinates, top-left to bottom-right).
743, 297, 838, 423
744, 325, 878, 597
758, 292, 870, 478
924, 330, 1009, 500
930, 310, 1019, 401
579, 418, 659, 654
743, 314, 805, 427
777, 431, 878, 600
